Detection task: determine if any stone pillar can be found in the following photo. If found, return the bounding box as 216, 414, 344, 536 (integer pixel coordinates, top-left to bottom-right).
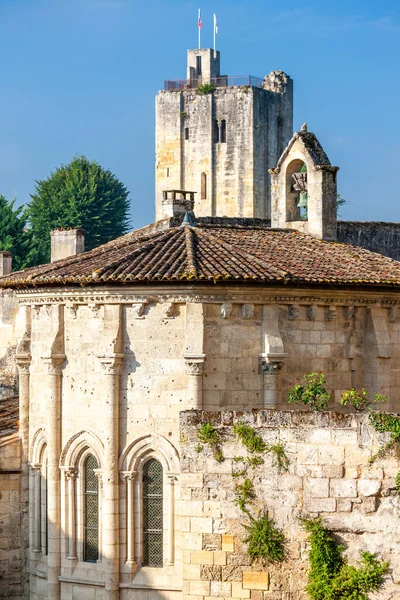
184, 302, 205, 407
43, 355, 64, 600
16, 312, 31, 600
184, 355, 205, 408
260, 305, 286, 408
33, 466, 42, 553
260, 356, 285, 407
122, 472, 136, 564
166, 475, 176, 566
98, 354, 123, 600
65, 468, 77, 560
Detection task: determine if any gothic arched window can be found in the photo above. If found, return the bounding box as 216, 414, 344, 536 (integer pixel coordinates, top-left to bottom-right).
143, 458, 163, 567
220, 119, 227, 143
83, 454, 99, 563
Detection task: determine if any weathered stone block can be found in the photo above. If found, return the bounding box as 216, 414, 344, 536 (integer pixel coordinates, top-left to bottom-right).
190, 580, 211, 595
242, 572, 270, 590
358, 479, 381, 497
231, 582, 250, 598
222, 535, 235, 552
330, 479, 357, 498
191, 550, 214, 565
304, 477, 329, 498
201, 565, 222, 581
319, 446, 344, 466
210, 581, 232, 597
305, 497, 336, 512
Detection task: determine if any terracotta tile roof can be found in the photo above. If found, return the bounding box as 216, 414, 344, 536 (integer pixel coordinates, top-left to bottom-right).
0, 396, 19, 439
2, 223, 400, 289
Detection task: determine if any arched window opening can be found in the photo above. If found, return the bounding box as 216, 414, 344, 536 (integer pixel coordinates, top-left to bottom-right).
143, 459, 163, 567
220, 119, 226, 143
185, 127, 189, 141
83, 454, 99, 563
213, 119, 219, 143
286, 159, 308, 221
201, 173, 207, 199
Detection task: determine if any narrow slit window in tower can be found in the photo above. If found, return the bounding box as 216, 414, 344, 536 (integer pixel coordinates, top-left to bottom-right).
83, 454, 99, 562
143, 458, 163, 567
220, 119, 226, 143
185, 127, 189, 141
213, 119, 219, 143
196, 56, 202, 77
201, 173, 207, 199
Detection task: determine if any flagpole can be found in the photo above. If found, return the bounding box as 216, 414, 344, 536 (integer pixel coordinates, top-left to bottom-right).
213, 14, 216, 52
198, 9, 201, 49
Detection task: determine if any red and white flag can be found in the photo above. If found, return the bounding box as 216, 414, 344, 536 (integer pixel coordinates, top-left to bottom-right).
198, 9, 202, 29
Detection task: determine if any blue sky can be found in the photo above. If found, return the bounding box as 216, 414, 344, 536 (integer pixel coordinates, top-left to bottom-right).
1, 0, 399, 229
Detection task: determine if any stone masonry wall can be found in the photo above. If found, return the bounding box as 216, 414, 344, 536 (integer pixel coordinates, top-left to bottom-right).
179, 409, 400, 600
0, 437, 22, 600
338, 221, 400, 261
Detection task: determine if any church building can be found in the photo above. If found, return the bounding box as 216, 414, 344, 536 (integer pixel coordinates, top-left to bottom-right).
1, 47, 400, 600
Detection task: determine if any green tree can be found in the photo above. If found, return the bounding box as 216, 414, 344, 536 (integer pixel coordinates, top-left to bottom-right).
0, 195, 34, 271
27, 156, 131, 264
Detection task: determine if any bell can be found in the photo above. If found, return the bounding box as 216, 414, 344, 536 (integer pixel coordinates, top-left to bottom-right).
297, 192, 308, 209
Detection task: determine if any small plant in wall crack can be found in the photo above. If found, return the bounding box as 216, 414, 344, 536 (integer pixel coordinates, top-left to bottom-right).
233, 478, 257, 513
301, 517, 389, 600
340, 388, 387, 412
368, 411, 400, 464
196, 82, 216, 94
233, 422, 289, 472
244, 511, 286, 564
368, 411, 400, 491
288, 372, 330, 411
197, 422, 224, 462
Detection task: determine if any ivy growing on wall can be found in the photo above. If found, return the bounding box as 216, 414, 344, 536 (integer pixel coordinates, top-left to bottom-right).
301, 517, 388, 600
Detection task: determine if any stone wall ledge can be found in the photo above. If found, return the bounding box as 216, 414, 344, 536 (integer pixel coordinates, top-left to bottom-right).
180, 408, 398, 430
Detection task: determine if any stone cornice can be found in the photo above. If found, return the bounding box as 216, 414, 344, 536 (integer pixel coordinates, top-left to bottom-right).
12, 284, 400, 307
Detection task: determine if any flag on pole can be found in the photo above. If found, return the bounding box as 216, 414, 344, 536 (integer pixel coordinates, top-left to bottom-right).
214, 13, 218, 34
198, 9, 202, 29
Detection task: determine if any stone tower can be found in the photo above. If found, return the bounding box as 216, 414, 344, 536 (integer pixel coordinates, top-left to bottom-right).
155, 48, 293, 220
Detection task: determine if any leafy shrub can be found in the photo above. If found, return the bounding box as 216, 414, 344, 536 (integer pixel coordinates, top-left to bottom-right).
288, 372, 330, 411
340, 388, 387, 412
197, 82, 216, 94
301, 517, 388, 600
244, 511, 286, 563
197, 422, 224, 461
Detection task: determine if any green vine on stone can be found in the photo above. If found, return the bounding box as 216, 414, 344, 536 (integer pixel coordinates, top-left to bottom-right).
368, 411, 400, 464
233, 422, 289, 472
197, 422, 224, 462
196, 82, 216, 94
288, 372, 330, 411
233, 478, 256, 513
244, 511, 286, 564
301, 517, 389, 600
